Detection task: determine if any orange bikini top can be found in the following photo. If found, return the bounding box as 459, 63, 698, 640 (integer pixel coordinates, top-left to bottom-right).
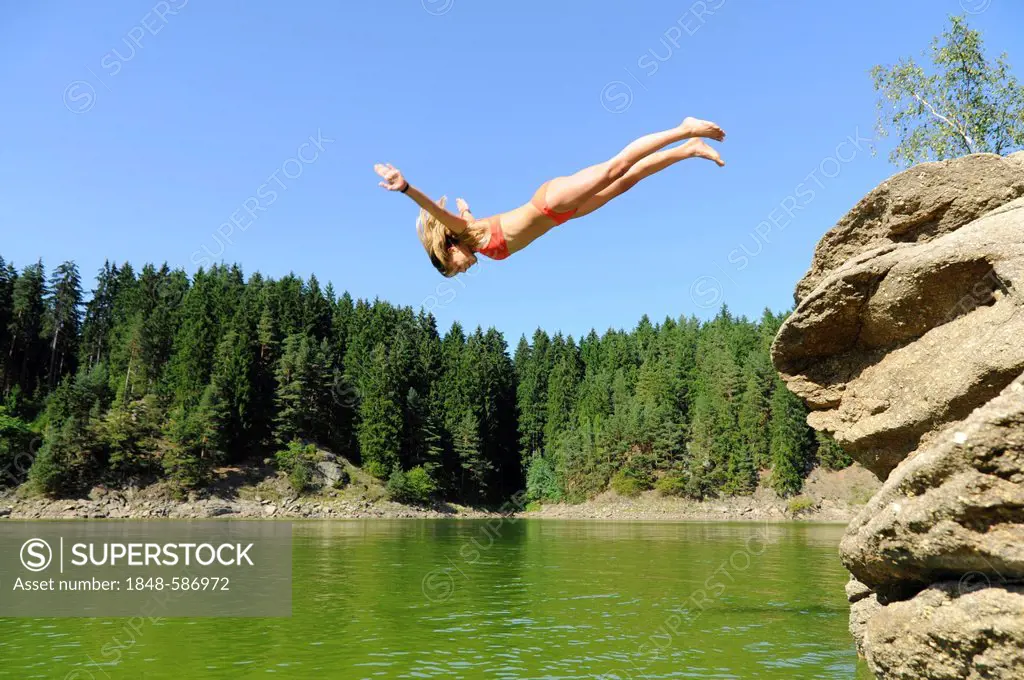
474, 216, 510, 260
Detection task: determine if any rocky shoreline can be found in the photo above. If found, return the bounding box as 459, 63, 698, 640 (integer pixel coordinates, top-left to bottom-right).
0, 494, 857, 522
0, 464, 878, 523
0, 491, 495, 521
523, 497, 854, 522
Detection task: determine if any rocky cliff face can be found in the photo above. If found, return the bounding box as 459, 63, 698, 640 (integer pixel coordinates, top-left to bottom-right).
771, 152, 1024, 679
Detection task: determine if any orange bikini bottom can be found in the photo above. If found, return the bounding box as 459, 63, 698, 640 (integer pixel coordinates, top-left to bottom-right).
531, 181, 577, 225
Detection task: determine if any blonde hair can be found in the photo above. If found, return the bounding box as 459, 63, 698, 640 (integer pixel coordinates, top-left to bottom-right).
416, 196, 485, 277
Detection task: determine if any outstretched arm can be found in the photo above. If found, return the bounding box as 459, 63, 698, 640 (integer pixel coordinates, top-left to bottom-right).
375, 163, 468, 235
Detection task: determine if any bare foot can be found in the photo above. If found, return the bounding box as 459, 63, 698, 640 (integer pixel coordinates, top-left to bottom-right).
681, 117, 726, 142
681, 138, 726, 166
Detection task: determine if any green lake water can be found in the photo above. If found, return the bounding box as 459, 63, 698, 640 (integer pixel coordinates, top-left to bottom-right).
0, 520, 874, 679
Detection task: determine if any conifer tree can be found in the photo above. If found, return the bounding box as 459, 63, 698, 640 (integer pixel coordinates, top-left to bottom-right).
452, 408, 488, 502
29, 365, 110, 495
208, 328, 253, 456
167, 269, 219, 409
96, 394, 162, 481
479, 328, 520, 499
249, 295, 280, 449
815, 431, 853, 471
544, 337, 581, 448
687, 334, 741, 498
273, 334, 332, 445
769, 380, 812, 497
0, 258, 15, 391
44, 261, 82, 390
412, 312, 445, 470
6, 261, 48, 398
137, 264, 187, 393
736, 352, 773, 470
163, 385, 226, 492
357, 343, 402, 478
515, 329, 550, 462
303, 274, 333, 341
78, 261, 121, 370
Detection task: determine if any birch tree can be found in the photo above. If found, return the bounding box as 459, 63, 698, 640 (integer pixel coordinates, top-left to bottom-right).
872, 15, 1024, 165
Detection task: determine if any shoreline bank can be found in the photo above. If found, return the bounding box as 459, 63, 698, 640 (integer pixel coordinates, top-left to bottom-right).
0, 462, 879, 523
0, 490, 865, 523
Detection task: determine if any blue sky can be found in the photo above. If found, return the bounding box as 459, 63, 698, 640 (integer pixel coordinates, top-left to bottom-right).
2, 0, 1021, 344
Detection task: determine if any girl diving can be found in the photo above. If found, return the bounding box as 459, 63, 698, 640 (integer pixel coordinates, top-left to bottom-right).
375, 117, 725, 277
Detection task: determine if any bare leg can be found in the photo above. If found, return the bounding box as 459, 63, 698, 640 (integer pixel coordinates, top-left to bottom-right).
543, 117, 725, 212
575, 139, 724, 218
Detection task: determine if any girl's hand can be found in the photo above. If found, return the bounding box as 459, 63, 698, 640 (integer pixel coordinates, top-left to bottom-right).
455, 198, 471, 215
374, 163, 408, 191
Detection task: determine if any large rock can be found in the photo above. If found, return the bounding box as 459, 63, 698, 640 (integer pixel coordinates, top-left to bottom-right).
773, 194, 1024, 477
795, 153, 1024, 301
840, 372, 1024, 593
771, 153, 1024, 679
314, 461, 348, 488
863, 583, 1024, 680
846, 577, 881, 657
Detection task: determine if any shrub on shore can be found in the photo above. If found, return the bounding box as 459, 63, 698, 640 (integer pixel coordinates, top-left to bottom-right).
610, 470, 651, 498
275, 440, 321, 494
386, 466, 436, 505
787, 496, 815, 515
654, 472, 688, 497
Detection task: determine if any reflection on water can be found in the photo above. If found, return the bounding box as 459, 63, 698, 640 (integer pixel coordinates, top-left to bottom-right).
0, 520, 874, 679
